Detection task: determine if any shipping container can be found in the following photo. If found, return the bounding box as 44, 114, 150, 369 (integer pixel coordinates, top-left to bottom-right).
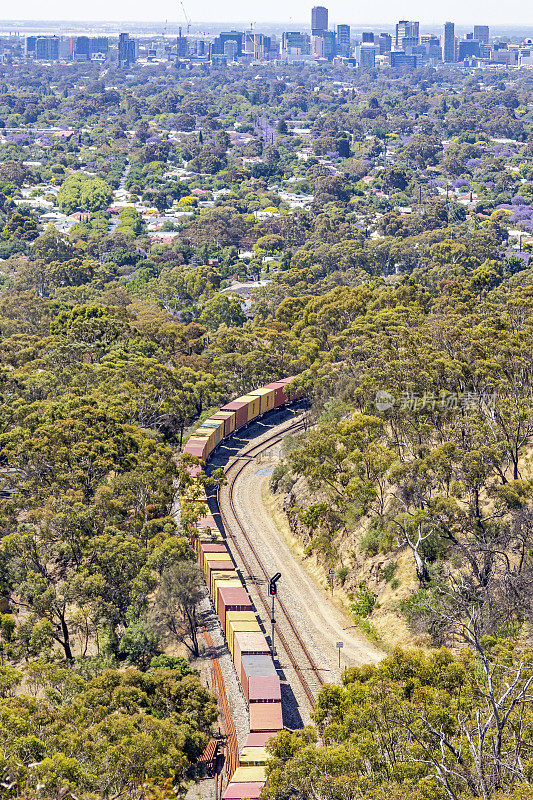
240, 654, 278, 703
185, 437, 212, 460
200, 543, 228, 572
210, 411, 236, 437
234, 631, 270, 683
245, 732, 277, 748
225, 610, 258, 643
248, 676, 281, 703
227, 618, 262, 656
220, 400, 249, 431
210, 569, 239, 597
213, 578, 243, 611
192, 427, 217, 451
236, 394, 261, 422
264, 381, 289, 409
183, 439, 210, 460
239, 745, 268, 766
217, 586, 253, 628
230, 766, 266, 784
204, 553, 233, 583
222, 782, 264, 800
249, 701, 283, 731
249, 387, 275, 415
277, 376, 304, 400
200, 419, 224, 445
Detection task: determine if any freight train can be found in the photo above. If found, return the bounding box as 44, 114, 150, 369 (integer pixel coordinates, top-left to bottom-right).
182, 378, 302, 799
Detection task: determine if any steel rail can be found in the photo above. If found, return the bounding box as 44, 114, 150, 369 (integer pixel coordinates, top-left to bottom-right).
215, 415, 325, 711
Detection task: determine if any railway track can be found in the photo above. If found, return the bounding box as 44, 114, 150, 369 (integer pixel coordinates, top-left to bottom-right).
214, 414, 325, 715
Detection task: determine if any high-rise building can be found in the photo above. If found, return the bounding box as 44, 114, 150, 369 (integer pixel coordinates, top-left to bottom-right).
311, 6, 328, 35
34, 36, 59, 60
212, 31, 243, 57
458, 38, 480, 60
311, 29, 335, 59
336, 24, 350, 56
282, 31, 310, 55
176, 35, 188, 57
395, 20, 419, 52
377, 33, 392, 54
358, 43, 377, 68
443, 21, 455, 62
118, 32, 137, 67
421, 35, 442, 60
473, 25, 489, 44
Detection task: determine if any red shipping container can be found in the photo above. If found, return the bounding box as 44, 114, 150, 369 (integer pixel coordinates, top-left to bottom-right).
220, 401, 249, 431
210, 412, 235, 438
223, 783, 264, 800
249, 701, 283, 731
241, 654, 277, 702
265, 381, 289, 408
200, 543, 228, 571
183, 441, 209, 460
217, 587, 253, 628
196, 513, 218, 531
248, 676, 281, 703
245, 732, 277, 748
206, 558, 235, 585
234, 631, 270, 683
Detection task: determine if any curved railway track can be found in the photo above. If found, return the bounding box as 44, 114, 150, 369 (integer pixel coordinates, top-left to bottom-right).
214, 414, 325, 714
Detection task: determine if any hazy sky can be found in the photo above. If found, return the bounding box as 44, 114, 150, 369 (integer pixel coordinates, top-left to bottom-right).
2, 0, 533, 26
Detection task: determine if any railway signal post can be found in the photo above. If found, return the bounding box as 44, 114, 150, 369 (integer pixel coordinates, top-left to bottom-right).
269, 572, 281, 658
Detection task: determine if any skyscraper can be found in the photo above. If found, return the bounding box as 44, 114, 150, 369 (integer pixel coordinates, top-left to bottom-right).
336, 24, 350, 57
118, 32, 137, 67
395, 20, 419, 52
443, 21, 455, 62
311, 6, 328, 35
473, 25, 490, 44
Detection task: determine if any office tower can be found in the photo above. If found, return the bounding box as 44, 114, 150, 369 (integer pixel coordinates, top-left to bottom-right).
474, 25, 489, 44
377, 33, 392, 54
359, 43, 376, 67
311, 29, 335, 58
336, 24, 351, 56
74, 36, 90, 60
118, 32, 137, 67
395, 20, 419, 52
224, 39, 238, 60
421, 34, 442, 60
362, 31, 374, 43
443, 21, 455, 62
35, 36, 59, 60
311, 6, 328, 35
458, 38, 480, 60
212, 31, 243, 56
91, 37, 109, 55
282, 31, 311, 55
25, 36, 36, 56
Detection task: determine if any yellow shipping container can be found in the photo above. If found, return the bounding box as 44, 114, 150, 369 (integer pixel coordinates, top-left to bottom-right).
230, 766, 267, 783
210, 569, 239, 596
235, 394, 261, 422
239, 746, 268, 766
211, 410, 236, 435
193, 427, 217, 450
249, 387, 275, 415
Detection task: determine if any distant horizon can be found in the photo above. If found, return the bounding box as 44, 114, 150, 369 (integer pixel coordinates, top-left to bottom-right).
1, 18, 533, 33
0, 0, 531, 29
